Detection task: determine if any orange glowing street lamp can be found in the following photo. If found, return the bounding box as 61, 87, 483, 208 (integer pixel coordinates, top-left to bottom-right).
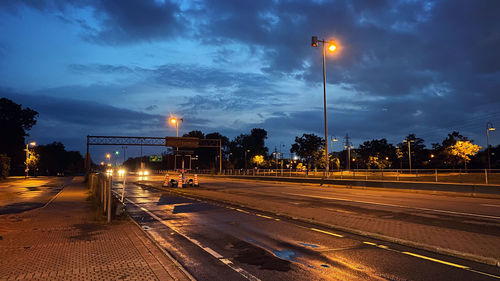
311, 36, 338, 177
168, 116, 183, 137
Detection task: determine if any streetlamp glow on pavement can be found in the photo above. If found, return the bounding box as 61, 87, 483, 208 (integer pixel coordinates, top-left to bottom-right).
486, 122, 495, 170
312, 36, 338, 178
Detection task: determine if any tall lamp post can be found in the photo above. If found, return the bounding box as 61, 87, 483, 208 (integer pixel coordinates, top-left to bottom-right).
244, 149, 250, 170
487, 122, 495, 170
169, 116, 183, 137
25, 141, 36, 179
312, 36, 337, 178
169, 116, 183, 171
105, 153, 111, 166
403, 139, 415, 172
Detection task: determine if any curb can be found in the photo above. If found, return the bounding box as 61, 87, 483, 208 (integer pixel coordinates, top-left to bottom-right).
126, 209, 197, 281
142, 182, 500, 268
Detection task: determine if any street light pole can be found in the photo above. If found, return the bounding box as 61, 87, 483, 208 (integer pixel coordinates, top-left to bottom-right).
312, 36, 337, 178
245, 150, 249, 170
169, 116, 183, 171
487, 122, 496, 170
403, 139, 414, 172
321, 41, 329, 178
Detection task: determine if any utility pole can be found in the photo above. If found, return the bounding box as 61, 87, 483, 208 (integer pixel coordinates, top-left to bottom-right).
344, 134, 352, 170
403, 139, 415, 172
122, 146, 127, 164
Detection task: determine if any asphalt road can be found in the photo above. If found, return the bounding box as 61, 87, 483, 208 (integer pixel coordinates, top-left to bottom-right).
193, 176, 500, 218
116, 177, 500, 281
0, 177, 71, 215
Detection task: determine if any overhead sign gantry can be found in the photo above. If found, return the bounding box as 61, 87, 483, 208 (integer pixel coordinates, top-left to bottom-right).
86, 135, 222, 172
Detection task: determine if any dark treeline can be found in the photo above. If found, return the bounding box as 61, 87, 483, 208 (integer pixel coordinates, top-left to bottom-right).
1, 98, 84, 177
2, 97, 498, 177
139, 129, 497, 171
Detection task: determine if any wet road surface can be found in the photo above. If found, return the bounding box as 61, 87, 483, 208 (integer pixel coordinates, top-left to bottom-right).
115, 179, 500, 281
0, 177, 72, 215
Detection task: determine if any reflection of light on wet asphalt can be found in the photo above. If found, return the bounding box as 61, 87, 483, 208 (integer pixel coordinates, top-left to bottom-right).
123, 181, 500, 280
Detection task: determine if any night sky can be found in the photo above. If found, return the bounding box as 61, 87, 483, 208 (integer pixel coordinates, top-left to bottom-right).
1, 0, 499, 162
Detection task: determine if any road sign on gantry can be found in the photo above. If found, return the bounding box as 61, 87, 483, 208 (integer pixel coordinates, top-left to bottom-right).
165, 137, 199, 148
149, 155, 163, 162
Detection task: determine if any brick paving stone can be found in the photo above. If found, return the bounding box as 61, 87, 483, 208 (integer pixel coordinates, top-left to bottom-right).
0, 178, 190, 281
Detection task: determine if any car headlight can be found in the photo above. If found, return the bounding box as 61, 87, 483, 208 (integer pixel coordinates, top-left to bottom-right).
139, 171, 143, 176
144, 171, 149, 176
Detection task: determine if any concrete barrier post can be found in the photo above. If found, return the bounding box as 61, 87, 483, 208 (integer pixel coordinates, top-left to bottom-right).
101, 178, 104, 211
397, 170, 400, 181
435, 169, 438, 182
107, 176, 112, 223
101, 177, 108, 213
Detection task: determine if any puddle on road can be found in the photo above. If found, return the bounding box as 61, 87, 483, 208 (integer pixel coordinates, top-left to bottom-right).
273, 249, 296, 260
231, 240, 291, 272
26, 186, 40, 191
299, 242, 319, 248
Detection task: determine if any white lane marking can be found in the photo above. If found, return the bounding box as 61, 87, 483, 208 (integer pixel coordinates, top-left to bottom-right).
125, 198, 261, 281
146, 230, 198, 281
283, 193, 500, 220
203, 247, 223, 259
481, 204, 500, 208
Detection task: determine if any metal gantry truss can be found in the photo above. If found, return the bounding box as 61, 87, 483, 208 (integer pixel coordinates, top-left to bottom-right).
87, 135, 220, 147
85, 135, 222, 172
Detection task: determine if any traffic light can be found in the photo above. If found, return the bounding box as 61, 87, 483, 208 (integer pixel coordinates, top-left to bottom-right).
312, 36, 318, 47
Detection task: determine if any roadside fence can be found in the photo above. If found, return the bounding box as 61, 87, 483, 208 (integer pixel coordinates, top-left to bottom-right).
190, 168, 500, 185
87, 173, 115, 223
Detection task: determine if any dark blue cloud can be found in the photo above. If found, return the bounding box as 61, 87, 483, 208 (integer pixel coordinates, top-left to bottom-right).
1, 0, 499, 152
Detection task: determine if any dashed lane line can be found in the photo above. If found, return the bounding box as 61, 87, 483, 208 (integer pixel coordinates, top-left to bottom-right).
310, 228, 344, 238
118, 186, 500, 279
481, 204, 500, 208
255, 214, 275, 220
124, 198, 261, 281
283, 192, 500, 220
401, 252, 469, 269
365, 243, 500, 279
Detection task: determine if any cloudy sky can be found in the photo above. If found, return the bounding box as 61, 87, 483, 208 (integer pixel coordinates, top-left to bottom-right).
1, 0, 499, 161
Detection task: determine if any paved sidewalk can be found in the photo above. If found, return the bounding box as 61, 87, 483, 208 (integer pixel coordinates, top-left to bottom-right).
0, 178, 191, 281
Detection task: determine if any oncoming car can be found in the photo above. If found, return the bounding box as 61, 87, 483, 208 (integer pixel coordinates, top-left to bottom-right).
138, 170, 149, 176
